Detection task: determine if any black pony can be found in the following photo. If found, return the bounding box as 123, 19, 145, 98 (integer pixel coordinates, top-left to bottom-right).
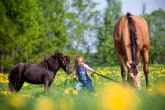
8, 52, 72, 93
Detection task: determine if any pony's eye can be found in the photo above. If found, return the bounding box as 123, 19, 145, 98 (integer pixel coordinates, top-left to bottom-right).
62, 61, 65, 64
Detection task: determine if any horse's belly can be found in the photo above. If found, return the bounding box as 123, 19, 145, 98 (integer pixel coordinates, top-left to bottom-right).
24, 78, 44, 84
23, 72, 44, 84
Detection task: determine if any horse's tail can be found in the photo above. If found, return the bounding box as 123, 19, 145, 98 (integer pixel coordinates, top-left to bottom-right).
8, 68, 16, 92
126, 12, 138, 75
8, 63, 25, 92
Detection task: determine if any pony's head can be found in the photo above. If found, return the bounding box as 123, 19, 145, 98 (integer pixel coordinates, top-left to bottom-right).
55, 53, 72, 74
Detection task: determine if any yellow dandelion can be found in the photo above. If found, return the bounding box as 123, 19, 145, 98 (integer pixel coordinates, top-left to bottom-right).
0, 73, 8, 83
35, 97, 55, 110
95, 75, 99, 80
72, 89, 78, 95
147, 88, 154, 96
94, 93, 98, 97
23, 83, 29, 87
21, 93, 32, 99
8, 94, 26, 109
64, 89, 70, 95
156, 82, 165, 95
0, 90, 11, 95
100, 83, 139, 110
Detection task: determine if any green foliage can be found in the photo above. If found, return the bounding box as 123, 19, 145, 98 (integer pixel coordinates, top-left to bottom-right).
144, 9, 165, 64
0, 65, 165, 110
65, 0, 99, 53
0, 0, 164, 72
0, 0, 68, 72
96, 0, 121, 66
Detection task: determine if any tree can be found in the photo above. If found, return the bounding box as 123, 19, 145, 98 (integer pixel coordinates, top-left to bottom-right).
0, 0, 48, 71
96, 0, 122, 66
144, 9, 165, 64
65, 0, 99, 53
0, 0, 69, 72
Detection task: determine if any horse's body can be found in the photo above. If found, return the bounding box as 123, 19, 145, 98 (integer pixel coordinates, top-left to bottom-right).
114, 13, 150, 89
8, 53, 71, 92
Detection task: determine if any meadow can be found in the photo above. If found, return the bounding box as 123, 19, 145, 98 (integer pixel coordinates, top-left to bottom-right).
0, 64, 165, 110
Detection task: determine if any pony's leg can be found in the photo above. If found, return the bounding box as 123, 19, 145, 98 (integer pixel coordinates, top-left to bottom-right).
142, 48, 149, 88
117, 52, 126, 82
8, 80, 15, 92
48, 81, 53, 87
15, 80, 24, 92
44, 80, 49, 93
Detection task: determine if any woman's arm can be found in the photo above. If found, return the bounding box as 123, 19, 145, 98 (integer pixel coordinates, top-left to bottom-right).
73, 68, 78, 79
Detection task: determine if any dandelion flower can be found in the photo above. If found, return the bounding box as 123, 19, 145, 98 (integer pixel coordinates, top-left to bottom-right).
100, 83, 139, 110
64, 89, 70, 95
156, 82, 165, 95
72, 90, 78, 95
35, 97, 55, 110
23, 83, 29, 87
8, 94, 26, 109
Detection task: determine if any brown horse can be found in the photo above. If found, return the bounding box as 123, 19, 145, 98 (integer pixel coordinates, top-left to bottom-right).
8, 52, 72, 93
114, 12, 150, 89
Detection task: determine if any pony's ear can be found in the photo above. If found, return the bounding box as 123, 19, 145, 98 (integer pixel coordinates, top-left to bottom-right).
64, 56, 70, 62
57, 53, 65, 61
54, 52, 62, 56
44, 57, 47, 61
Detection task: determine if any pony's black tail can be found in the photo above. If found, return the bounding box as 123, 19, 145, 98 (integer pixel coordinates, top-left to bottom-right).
8, 69, 16, 92
126, 12, 138, 75
8, 64, 25, 92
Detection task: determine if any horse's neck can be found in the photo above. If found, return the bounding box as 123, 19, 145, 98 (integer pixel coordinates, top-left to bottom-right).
48, 57, 61, 73
37, 56, 61, 74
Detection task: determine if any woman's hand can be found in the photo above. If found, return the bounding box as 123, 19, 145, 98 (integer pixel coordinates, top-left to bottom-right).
73, 75, 77, 79
91, 72, 95, 77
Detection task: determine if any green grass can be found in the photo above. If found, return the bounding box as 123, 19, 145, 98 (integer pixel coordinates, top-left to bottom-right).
0, 64, 165, 110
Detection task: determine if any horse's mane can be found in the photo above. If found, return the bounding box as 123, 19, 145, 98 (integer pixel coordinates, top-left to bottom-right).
126, 12, 138, 74
39, 52, 64, 66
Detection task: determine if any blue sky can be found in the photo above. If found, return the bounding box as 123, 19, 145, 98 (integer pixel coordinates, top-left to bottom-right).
94, 0, 165, 15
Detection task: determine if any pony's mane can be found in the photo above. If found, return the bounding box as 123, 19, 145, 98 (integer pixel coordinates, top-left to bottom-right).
39, 52, 64, 66
53, 52, 64, 57
126, 12, 138, 75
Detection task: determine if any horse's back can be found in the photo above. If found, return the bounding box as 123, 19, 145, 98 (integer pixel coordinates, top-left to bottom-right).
9, 63, 33, 78
132, 16, 150, 49
114, 14, 150, 52
9, 63, 25, 82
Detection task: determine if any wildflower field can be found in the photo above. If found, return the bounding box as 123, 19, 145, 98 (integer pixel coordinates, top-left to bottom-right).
0, 64, 165, 110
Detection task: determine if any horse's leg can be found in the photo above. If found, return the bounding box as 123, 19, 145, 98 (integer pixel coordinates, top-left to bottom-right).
48, 81, 53, 87
15, 80, 24, 92
120, 65, 126, 82
44, 80, 49, 93
8, 80, 15, 92
117, 52, 126, 82
46, 81, 53, 92
142, 48, 149, 88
